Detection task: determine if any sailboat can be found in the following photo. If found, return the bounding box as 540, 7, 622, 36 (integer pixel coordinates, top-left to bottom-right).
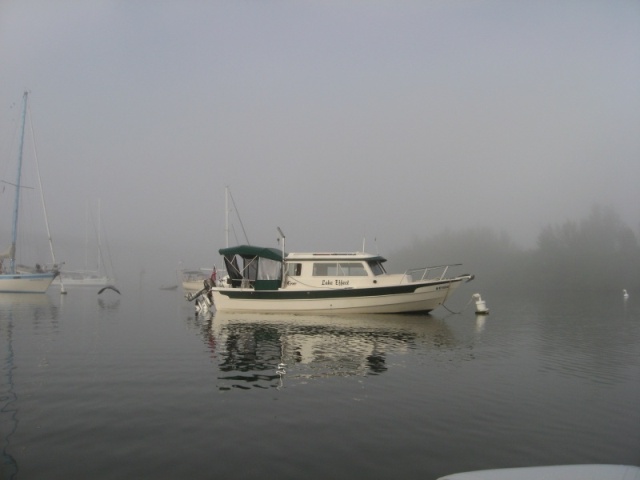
0, 92, 59, 293
54, 200, 114, 287
180, 185, 237, 292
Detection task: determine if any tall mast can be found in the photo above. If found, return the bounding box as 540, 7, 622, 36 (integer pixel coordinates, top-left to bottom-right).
225, 185, 229, 248
84, 201, 89, 271
97, 198, 102, 274
9, 92, 28, 274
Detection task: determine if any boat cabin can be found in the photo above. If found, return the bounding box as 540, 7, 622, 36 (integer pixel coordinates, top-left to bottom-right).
219, 246, 390, 291
220, 245, 285, 290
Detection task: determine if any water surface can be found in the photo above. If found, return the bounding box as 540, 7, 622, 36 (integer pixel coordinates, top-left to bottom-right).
1, 287, 638, 479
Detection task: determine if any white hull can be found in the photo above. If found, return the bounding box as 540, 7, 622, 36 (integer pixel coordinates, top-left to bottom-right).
183, 279, 207, 291
0, 273, 57, 293
53, 274, 112, 287
181, 269, 212, 291
211, 279, 465, 314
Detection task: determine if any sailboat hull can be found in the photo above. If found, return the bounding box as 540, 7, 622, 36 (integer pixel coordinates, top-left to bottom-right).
0, 273, 57, 293
53, 274, 111, 287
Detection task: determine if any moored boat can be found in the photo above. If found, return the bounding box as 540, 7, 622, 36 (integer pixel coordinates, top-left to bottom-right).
181, 268, 213, 291
53, 199, 114, 288
0, 92, 58, 293
188, 231, 474, 314
53, 271, 112, 287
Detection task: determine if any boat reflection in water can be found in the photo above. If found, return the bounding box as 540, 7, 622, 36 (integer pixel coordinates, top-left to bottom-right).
190, 311, 457, 390
0, 293, 57, 480
0, 293, 58, 333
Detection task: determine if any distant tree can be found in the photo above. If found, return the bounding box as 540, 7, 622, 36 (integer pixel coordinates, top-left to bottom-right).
530, 205, 640, 292
389, 205, 639, 294
388, 226, 521, 292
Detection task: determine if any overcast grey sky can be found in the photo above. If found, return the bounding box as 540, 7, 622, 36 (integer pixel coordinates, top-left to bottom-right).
1, 1, 639, 274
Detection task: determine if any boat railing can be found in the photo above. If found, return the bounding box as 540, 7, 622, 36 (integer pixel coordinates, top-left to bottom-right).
405, 264, 463, 282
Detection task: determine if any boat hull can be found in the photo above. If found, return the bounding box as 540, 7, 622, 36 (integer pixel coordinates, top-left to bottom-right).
0, 273, 57, 293
53, 275, 112, 287
183, 280, 208, 291
211, 278, 465, 314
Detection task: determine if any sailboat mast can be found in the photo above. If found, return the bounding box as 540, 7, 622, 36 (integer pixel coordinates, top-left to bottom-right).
225, 186, 229, 248
9, 92, 29, 274
97, 198, 102, 274
84, 201, 89, 271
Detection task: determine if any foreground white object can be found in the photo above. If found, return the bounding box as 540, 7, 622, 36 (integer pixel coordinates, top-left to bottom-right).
438, 464, 640, 480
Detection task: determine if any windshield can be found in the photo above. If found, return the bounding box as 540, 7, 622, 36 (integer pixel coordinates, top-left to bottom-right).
368, 260, 386, 276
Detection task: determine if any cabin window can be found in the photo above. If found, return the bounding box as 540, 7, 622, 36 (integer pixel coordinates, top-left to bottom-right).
368, 260, 386, 276
338, 262, 367, 276
257, 257, 281, 280
312, 262, 367, 276
313, 263, 331, 276
287, 263, 302, 276
245, 257, 258, 280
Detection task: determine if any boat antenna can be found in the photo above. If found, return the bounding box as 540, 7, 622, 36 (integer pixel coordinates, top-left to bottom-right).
28, 98, 66, 294
277, 226, 286, 288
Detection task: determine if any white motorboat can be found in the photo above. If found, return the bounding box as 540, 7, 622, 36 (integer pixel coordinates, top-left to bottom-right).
188, 230, 474, 314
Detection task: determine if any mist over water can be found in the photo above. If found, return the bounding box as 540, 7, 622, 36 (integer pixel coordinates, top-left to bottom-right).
1, 285, 638, 480
0, 2, 638, 274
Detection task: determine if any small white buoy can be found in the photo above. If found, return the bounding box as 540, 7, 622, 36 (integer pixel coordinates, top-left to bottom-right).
472, 293, 489, 314
623, 289, 629, 299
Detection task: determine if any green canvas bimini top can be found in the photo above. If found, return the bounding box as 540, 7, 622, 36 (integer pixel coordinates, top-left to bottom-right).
218, 245, 285, 262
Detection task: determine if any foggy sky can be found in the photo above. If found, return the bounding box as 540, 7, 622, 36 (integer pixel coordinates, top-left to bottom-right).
1, 1, 639, 278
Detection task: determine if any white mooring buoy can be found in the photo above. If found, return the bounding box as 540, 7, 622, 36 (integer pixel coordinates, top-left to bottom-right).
472, 293, 489, 314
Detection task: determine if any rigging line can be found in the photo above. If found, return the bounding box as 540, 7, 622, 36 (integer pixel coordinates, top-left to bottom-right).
28, 104, 61, 274
231, 224, 239, 246
0, 180, 34, 189
227, 188, 250, 245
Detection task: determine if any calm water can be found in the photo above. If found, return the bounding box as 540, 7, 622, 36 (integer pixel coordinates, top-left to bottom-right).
1, 285, 638, 479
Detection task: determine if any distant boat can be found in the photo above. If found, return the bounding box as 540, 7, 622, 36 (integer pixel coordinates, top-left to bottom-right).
54, 200, 115, 287
181, 268, 213, 292
0, 92, 59, 293
181, 186, 243, 293
54, 271, 112, 287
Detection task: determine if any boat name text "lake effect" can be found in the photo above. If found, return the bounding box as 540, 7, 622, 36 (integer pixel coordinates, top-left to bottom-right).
322, 279, 350, 286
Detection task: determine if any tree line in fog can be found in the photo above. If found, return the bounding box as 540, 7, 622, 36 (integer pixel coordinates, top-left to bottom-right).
390, 205, 639, 293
